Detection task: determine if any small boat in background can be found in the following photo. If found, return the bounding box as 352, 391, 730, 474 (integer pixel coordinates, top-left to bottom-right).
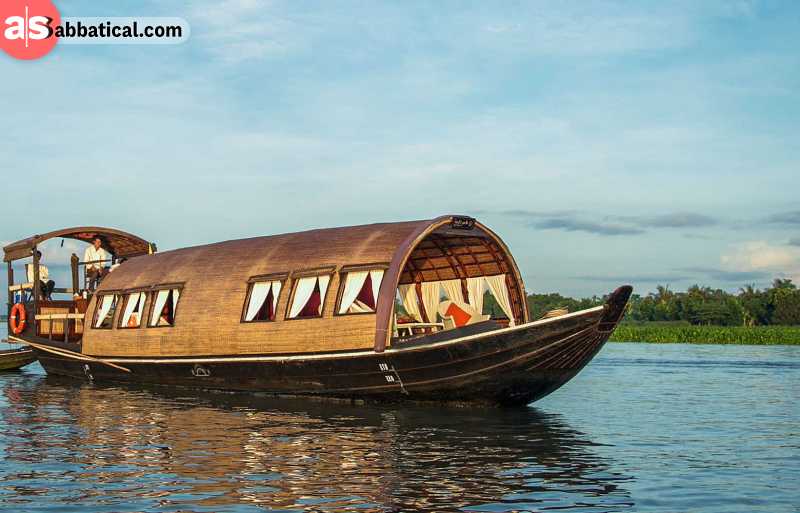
0, 346, 37, 371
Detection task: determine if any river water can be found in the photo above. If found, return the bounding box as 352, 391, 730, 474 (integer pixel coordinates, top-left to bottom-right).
0, 325, 798, 513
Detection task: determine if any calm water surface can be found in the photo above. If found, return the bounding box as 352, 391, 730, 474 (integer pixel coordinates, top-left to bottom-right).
1, 326, 798, 513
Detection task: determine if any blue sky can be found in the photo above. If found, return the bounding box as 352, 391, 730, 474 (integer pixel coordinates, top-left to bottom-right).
2, 0, 799, 297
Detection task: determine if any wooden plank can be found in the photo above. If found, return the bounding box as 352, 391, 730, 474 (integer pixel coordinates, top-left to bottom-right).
35, 313, 84, 320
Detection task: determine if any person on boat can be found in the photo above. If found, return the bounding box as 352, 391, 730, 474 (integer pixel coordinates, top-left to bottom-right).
27, 251, 55, 300
83, 237, 108, 291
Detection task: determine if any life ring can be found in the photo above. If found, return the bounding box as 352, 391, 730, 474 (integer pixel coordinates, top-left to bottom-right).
9, 303, 26, 335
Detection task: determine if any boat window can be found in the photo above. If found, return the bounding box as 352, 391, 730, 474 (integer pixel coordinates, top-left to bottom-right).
287, 275, 330, 319
337, 270, 384, 314
243, 280, 282, 322
148, 287, 181, 327
92, 294, 119, 329
118, 291, 148, 329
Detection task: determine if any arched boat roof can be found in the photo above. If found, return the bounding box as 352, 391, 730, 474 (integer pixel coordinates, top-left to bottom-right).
3, 226, 154, 262
80, 215, 527, 354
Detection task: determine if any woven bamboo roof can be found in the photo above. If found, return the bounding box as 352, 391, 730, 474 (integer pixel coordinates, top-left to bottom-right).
78, 215, 528, 355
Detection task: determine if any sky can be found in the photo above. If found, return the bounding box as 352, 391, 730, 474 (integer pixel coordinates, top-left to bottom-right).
2, 0, 799, 298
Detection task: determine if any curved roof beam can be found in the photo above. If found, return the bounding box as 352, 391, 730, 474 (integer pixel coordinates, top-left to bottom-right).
3, 226, 155, 262
373, 215, 528, 352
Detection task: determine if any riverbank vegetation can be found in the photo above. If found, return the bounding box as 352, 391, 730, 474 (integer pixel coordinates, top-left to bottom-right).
522, 278, 800, 345
608, 323, 800, 345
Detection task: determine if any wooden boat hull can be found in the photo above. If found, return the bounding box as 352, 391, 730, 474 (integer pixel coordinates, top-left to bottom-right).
30, 287, 631, 407
0, 347, 38, 371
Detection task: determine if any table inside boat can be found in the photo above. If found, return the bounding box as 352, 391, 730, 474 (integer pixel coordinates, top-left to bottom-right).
396, 322, 444, 338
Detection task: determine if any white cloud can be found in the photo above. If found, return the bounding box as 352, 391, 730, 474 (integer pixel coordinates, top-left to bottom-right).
721, 241, 800, 283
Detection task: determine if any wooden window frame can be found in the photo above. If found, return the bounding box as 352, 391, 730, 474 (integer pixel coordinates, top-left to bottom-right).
240, 273, 288, 324
91, 292, 121, 330
146, 284, 184, 329
334, 264, 389, 317
284, 268, 335, 321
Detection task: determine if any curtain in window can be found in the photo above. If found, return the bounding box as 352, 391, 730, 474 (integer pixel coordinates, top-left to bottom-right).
121, 292, 146, 327
338, 271, 369, 314
150, 290, 170, 326
95, 295, 115, 328
271, 281, 282, 314
120, 294, 139, 327
289, 277, 314, 318
245, 282, 272, 321
441, 279, 465, 305
485, 274, 515, 326
290, 276, 329, 318
466, 277, 485, 314
318, 275, 330, 299
421, 282, 441, 323
398, 284, 422, 322
369, 270, 384, 308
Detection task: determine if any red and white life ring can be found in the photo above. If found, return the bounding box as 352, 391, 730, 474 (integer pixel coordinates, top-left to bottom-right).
9, 303, 26, 335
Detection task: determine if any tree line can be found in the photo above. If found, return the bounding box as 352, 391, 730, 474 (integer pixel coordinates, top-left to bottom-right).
523, 279, 800, 327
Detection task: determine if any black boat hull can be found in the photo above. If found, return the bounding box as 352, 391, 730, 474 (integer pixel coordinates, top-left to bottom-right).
31, 287, 632, 407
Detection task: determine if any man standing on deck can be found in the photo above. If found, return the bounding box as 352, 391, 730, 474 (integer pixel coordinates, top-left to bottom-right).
84, 237, 108, 291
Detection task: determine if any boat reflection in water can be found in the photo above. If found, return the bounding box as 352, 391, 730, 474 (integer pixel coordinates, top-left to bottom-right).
1, 376, 634, 512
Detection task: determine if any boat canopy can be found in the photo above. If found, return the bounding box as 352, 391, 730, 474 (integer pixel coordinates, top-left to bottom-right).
82, 215, 527, 355
3, 227, 155, 262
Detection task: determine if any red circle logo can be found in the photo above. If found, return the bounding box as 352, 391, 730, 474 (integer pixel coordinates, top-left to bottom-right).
0, 0, 60, 60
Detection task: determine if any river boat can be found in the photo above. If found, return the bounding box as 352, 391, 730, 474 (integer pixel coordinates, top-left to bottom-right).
4, 216, 631, 406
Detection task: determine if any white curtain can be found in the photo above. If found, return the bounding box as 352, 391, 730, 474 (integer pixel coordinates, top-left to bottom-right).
95, 295, 115, 328
421, 282, 441, 323
271, 281, 281, 313
149, 289, 169, 326
441, 279, 465, 305
318, 275, 330, 314
289, 276, 317, 318
134, 292, 147, 323
398, 284, 422, 322
120, 294, 139, 327
121, 292, 145, 327
466, 277, 485, 314
369, 270, 384, 307
245, 282, 272, 321
485, 274, 515, 326
338, 271, 369, 314
172, 289, 180, 312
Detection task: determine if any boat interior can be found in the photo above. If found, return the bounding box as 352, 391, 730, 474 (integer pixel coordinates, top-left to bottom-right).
5, 221, 528, 350
389, 225, 527, 343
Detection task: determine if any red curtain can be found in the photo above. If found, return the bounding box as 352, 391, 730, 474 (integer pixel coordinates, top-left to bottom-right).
254, 286, 275, 321
298, 279, 322, 317
355, 273, 375, 310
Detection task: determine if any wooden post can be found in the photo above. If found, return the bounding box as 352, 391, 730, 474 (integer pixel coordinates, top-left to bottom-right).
32, 247, 40, 306
71, 253, 79, 294
6, 261, 12, 318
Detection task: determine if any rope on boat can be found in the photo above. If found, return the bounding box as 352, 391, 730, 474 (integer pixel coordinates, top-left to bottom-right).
6, 336, 131, 373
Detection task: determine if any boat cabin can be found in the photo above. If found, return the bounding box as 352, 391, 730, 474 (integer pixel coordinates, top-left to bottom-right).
4, 227, 155, 345
5, 216, 529, 356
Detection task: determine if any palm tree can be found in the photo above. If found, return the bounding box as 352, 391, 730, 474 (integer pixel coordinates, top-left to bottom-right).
772, 278, 796, 290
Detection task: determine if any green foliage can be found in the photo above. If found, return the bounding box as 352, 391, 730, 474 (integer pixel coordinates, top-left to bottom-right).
526, 293, 603, 319
770, 287, 800, 325
610, 324, 800, 345
622, 279, 799, 327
